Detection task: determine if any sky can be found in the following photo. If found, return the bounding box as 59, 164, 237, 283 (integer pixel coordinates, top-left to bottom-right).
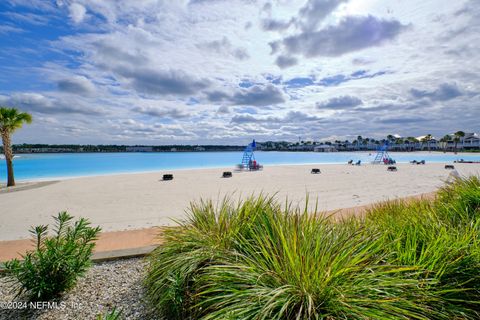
0, 0, 479, 145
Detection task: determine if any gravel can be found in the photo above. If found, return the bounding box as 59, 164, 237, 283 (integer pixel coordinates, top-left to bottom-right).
0, 257, 159, 319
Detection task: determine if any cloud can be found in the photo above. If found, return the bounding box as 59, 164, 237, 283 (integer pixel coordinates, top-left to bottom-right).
230, 114, 260, 124
261, 18, 292, 31
1, 0, 479, 144
352, 57, 374, 65
116, 68, 210, 96
197, 37, 250, 60
206, 84, 286, 106
297, 0, 348, 31
378, 116, 428, 124
205, 90, 231, 102
262, 0, 346, 33
57, 76, 95, 95
318, 70, 388, 86
0, 93, 104, 116
230, 110, 322, 125
0, 24, 24, 34
284, 77, 315, 88
316, 96, 363, 109
230, 84, 286, 106
410, 83, 462, 101
68, 3, 87, 24
3, 11, 50, 26
282, 15, 406, 57
217, 105, 230, 114
132, 106, 188, 119
275, 55, 298, 68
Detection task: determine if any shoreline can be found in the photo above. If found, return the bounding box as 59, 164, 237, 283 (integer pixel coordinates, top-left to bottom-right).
2, 155, 476, 183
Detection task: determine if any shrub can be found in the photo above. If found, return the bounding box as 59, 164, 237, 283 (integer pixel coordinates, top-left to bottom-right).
2, 211, 101, 300
146, 177, 480, 320
363, 198, 480, 317
97, 307, 122, 320
435, 175, 480, 226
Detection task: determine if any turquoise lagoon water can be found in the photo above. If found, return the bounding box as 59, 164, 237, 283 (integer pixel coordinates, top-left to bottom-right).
1, 151, 479, 181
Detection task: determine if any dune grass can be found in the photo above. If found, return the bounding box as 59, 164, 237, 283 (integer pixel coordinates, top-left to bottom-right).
145, 177, 480, 319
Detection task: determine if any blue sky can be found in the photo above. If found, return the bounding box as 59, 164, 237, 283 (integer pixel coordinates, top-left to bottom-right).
0, 0, 479, 144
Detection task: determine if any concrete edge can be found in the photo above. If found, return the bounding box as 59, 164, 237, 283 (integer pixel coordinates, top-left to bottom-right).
91, 245, 158, 262
0, 245, 159, 273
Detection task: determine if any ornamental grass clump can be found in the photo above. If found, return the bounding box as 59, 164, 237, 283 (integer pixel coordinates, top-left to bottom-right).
435, 175, 480, 226
3, 211, 101, 300
363, 198, 480, 318
145, 177, 480, 319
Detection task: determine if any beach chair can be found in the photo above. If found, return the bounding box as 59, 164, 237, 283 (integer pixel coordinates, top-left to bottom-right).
418, 160, 425, 165
162, 174, 174, 181
445, 165, 455, 170
355, 160, 361, 166
347, 160, 353, 165
311, 168, 321, 174
387, 166, 397, 171
410, 160, 417, 164
222, 171, 232, 178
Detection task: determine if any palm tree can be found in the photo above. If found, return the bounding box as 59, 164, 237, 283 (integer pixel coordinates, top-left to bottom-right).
356, 135, 363, 150
453, 131, 465, 153
439, 135, 450, 153
396, 138, 405, 151
422, 134, 433, 152
0, 107, 32, 187
406, 137, 419, 151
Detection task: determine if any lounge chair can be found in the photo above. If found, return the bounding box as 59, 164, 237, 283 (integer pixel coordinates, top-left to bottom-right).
355, 160, 361, 166
347, 160, 353, 165
222, 171, 232, 178
418, 160, 425, 165
445, 165, 455, 170
410, 160, 417, 164
387, 166, 397, 171
311, 168, 321, 174
162, 174, 174, 181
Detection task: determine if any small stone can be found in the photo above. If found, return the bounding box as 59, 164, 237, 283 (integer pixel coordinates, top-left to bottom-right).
0, 257, 150, 319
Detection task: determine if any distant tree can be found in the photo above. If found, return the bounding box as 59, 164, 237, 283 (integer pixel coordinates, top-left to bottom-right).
356, 136, 363, 150
421, 134, 433, 151
0, 107, 32, 187
439, 135, 450, 153
406, 137, 419, 151
453, 131, 465, 153
395, 138, 405, 151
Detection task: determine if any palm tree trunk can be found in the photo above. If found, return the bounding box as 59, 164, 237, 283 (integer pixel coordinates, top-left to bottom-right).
1, 130, 15, 187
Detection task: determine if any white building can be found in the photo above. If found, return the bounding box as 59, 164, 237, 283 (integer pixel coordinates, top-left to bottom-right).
314, 145, 337, 152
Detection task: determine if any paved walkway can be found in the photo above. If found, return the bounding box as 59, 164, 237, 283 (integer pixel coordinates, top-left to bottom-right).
0, 228, 160, 263
0, 192, 435, 263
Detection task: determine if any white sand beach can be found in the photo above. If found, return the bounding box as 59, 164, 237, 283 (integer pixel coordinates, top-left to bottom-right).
1, 162, 479, 241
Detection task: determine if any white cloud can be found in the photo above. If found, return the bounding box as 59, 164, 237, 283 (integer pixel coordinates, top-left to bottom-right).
68, 3, 86, 24
2, 0, 480, 144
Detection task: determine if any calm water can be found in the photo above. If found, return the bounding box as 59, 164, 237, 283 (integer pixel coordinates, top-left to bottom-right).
1, 151, 479, 181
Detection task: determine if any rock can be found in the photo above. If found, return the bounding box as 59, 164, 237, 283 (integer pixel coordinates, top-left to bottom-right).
0, 258, 151, 319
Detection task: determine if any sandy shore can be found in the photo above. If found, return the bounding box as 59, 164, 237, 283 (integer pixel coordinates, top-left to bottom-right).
1, 163, 479, 241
